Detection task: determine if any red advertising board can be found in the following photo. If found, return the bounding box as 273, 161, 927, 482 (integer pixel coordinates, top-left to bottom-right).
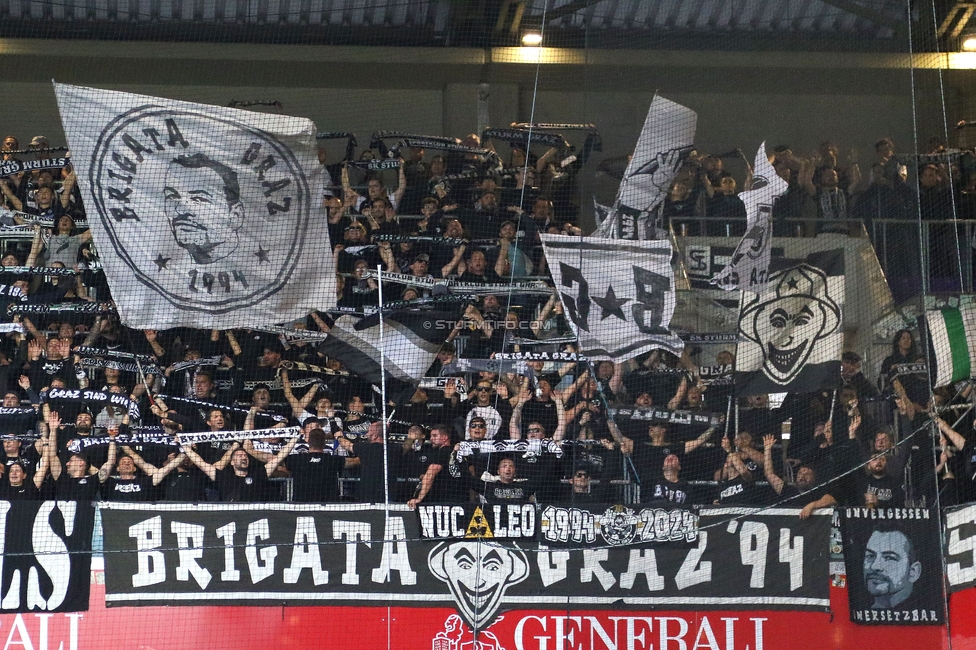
0, 574, 956, 650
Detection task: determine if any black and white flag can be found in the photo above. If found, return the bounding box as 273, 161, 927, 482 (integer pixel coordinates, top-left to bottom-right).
734, 249, 844, 396
317, 306, 464, 400
710, 142, 786, 291
591, 96, 696, 240
540, 235, 682, 361
54, 84, 336, 329
842, 507, 945, 625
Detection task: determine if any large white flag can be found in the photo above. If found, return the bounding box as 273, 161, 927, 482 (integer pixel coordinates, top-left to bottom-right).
54, 84, 336, 329
540, 235, 682, 361
592, 95, 697, 240
710, 142, 787, 291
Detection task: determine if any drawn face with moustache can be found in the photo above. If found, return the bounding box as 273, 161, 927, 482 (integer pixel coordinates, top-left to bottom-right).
428, 541, 529, 630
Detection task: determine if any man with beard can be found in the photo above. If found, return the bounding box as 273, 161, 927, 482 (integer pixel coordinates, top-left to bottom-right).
182, 437, 297, 502
763, 434, 837, 518
862, 527, 922, 610
854, 454, 906, 509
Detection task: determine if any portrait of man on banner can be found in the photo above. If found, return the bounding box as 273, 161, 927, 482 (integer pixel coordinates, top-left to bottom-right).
841, 511, 945, 626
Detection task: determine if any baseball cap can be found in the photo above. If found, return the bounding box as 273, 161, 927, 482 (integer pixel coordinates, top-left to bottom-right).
413, 253, 430, 264
29, 136, 48, 147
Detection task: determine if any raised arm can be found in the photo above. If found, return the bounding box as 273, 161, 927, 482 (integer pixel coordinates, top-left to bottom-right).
935, 415, 968, 451
510, 390, 529, 439
96, 430, 118, 483
392, 159, 407, 209
552, 394, 567, 441
684, 424, 718, 454
25, 226, 44, 267
722, 436, 752, 481
124, 446, 185, 486
180, 438, 222, 482
263, 436, 299, 477
762, 434, 785, 495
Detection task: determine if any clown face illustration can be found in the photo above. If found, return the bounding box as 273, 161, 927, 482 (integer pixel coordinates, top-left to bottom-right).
428, 541, 529, 630
739, 263, 841, 385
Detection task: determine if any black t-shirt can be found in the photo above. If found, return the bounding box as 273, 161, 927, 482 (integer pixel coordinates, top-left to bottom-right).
717, 478, 757, 505
631, 441, 683, 484
521, 399, 559, 438
351, 441, 402, 504
483, 478, 535, 504
0, 480, 40, 500
414, 444, 455, 503
854, 472, 905, 508
645, 477, 692, 505
105, 475, 153, 501
216, 465, 270, 502
2, 447, 40, 476
54, 473, 101, 501
286, 452, 346, 503
161, 468, 208, 502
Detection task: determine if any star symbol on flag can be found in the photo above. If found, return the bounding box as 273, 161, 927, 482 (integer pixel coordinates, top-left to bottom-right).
153, 254, 170, 271
786, 276, 799, 290
254, 246, 271, 264
592, 284, 629, 321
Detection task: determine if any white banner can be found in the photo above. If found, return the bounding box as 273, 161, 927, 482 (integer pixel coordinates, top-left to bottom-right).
54, 83, 336, 329
592, 95, 697, 240
540, 235, 682, 361
710, 142, 787, 291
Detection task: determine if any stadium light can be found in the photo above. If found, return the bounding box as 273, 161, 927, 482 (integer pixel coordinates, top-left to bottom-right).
962, 33, 976, 51
521, 32, 543, 47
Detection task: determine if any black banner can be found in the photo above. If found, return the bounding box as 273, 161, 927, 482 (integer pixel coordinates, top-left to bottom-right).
44, 387, 140, 419
841, 507, 945, 625
481, 128, 566, 148
0, 500, 94, 613
99, 504, 829, 617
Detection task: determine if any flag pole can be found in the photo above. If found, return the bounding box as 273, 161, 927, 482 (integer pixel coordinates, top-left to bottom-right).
376, 264, 391, 650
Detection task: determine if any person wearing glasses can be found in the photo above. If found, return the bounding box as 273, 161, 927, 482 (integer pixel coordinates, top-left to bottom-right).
509, 395, 566, 502
463, 380, 512, 440
560, 468, 597, 505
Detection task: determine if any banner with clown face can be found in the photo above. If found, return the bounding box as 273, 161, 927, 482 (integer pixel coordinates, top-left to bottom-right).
734, 249, 844, 396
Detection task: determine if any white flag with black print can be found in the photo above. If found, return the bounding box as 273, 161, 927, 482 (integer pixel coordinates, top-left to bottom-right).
710, 142, 787, 291
540, 235, 682, 361
592, 95, 697, 240
54, 83, 336, 329
735, 249, 845, 396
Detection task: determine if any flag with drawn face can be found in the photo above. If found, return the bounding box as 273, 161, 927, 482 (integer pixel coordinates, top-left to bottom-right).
54, 83, 336, 329
710, 142, 787, 291
592, 96, 697, 240
735, 249, 844, 396
540, 235, 682, 361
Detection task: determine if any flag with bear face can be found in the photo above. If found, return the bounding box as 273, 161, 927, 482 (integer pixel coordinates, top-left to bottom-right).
54, 83, 336, 329
734, 249, 844, 396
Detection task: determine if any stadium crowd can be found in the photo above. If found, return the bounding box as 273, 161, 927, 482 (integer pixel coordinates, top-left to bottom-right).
0, 130, 970, 514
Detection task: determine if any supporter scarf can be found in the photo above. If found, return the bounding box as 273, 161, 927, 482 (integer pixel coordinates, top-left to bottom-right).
894, 363, 928, 377
508, 335, 578, 346
158, 395, 287, 423
255, 326, 330, 342
373, 234, 468, 247
0, 158, 71, 177
680, 333, 738, 343
418, 376, 470, 399
481, 128, 565, 148
440, 358, 534, 379
0, 266, 77, 277
278, 360, 350, 377
43, 387, 140, 419
361, 271, 549, 295
493, 351, 587, 362
169, 356, 223, 373
4, 211, 90, 230
396, 138, 493, 158
65, 426, 301, 453
455, 439, 563, 459
0, 407, 38, 431
242, 376, 321, 392
346, 159, 401, 171
75, 347, 157, 364
8, 302, 114, 315
77, 357, 163, 376
607, 406, 722, 427
0, 286, 25, 300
